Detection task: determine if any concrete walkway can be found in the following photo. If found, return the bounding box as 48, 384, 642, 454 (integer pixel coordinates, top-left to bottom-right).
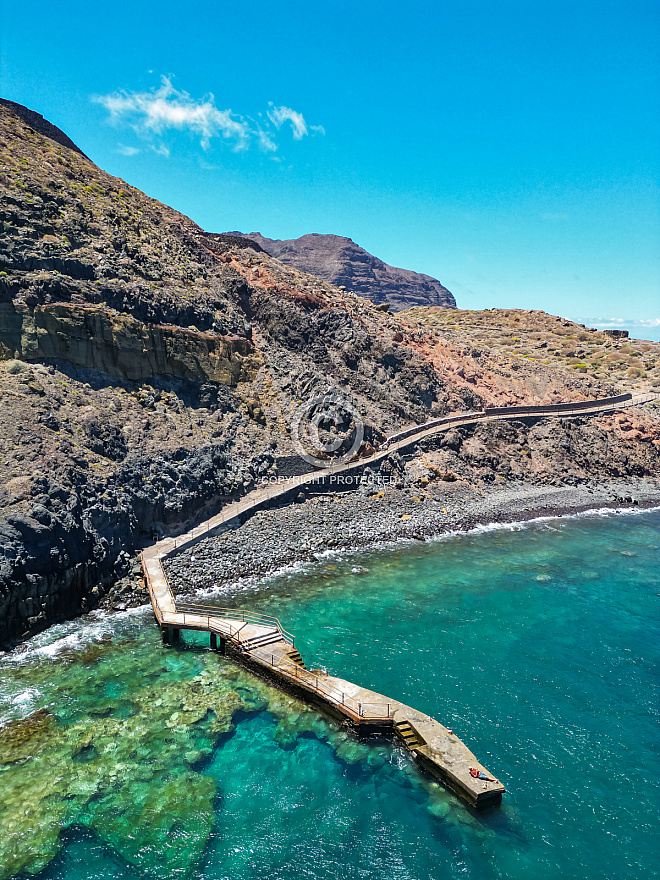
145, 391, 656, 557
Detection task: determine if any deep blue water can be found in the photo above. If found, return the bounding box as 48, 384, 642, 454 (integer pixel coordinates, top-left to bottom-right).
1, 508, 658, 880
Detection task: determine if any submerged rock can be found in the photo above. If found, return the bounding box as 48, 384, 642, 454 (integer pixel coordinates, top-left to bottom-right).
0, 646, 246, 879
0, 707, 56, 762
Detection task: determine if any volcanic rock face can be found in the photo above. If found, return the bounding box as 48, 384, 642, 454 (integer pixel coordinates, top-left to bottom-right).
228, 232, 457, 311
0, 98, 88, 158
0, 302, 258, 385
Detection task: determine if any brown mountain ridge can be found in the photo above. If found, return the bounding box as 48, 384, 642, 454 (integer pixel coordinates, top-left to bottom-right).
227, 231, 457, 312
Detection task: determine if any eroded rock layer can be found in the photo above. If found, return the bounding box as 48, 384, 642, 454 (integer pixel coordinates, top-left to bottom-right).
0, 302, 258, 384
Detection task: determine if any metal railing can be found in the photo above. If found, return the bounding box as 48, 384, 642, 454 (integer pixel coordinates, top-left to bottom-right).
169, 598, 387, 718
174, 610, 246, 643
380, 392, 641, 451
266, 655, 391, 719
174, 600, 295, 646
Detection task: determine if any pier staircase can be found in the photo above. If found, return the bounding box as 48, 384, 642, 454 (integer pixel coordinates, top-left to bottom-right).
238, 630, 283, 652
172, 602, 295, 651
284, 647, 306, 667
394, 719, 426, 750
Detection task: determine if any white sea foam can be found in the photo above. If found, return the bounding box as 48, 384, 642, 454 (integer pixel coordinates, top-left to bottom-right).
0, 687, 43, 726
420, 502, 660, 545
198, 503, 660, 598
11, 687, 39, 706
194, 557, 316, 599
459, 503, 660, 537
1, 604, 151, 667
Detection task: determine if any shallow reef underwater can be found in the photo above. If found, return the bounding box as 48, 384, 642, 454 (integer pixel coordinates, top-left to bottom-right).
0, 618, 462, 879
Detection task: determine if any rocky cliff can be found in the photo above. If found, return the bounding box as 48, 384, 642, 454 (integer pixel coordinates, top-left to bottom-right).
0, 302, 258, 384
228, 232, 457, 311
0, 98, 659, 649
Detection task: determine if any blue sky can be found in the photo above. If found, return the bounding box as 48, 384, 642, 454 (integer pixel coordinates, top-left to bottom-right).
1, 0, 659, 334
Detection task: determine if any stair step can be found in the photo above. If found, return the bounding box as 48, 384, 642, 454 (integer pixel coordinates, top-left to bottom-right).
393, 719, 426, 749
240, 630, 283, 651
286, 650, 305, 667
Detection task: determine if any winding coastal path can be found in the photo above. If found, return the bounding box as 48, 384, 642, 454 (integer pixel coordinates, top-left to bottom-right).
141, 390, 656, 809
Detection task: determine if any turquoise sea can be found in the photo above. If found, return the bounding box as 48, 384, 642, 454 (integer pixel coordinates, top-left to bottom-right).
1, 508, 658, 880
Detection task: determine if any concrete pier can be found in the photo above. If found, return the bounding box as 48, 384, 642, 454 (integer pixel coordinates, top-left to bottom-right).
142, 554, 505, 808
233, 632, 505, 808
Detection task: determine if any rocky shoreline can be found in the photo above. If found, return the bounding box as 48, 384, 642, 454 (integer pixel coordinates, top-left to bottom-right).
163, 477, 660, 602
5, 476, 659, 644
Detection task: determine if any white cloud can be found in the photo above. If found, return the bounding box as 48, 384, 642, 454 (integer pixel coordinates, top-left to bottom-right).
573, 316, 660, 340
268, 104, 308, 139
96, 77, 323, 156
97, 77, 248, 150
256, 128, 278, 152
586, 317, 660, 328
117, 144, 141, 156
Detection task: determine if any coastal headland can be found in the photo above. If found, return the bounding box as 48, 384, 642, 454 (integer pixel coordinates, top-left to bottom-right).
1, 97, 660, 653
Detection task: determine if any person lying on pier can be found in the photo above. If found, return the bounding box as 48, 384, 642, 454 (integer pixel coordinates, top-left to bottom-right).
469, 768, 496, 782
